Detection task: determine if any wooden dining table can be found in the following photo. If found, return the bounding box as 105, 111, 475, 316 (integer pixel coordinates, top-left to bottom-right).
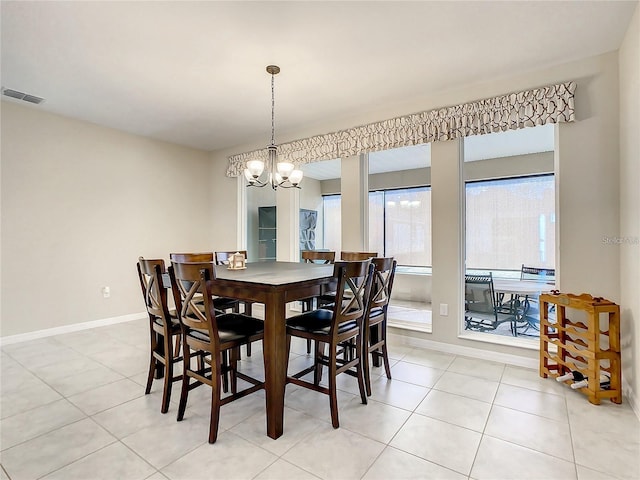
211, 261, 334, 439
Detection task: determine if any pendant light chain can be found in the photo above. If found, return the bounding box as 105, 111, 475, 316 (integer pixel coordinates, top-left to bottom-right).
271, 71, 276, 147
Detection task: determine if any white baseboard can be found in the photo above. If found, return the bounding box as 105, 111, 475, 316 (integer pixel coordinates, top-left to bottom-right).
0, 312, 147, 346
388, 332, 538, 369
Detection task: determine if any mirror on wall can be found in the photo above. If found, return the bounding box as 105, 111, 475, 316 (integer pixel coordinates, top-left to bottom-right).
300, 158, 341, 254
246, 185, 277, 262
369, 144, 432, 331
245, 158, 343, 263
368, 145, 432, 269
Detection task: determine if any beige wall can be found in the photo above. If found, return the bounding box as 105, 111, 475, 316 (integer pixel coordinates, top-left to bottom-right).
619, 5, 640, 414
370, 167, 430, 191
321, 177, 341, 195
463, 152, 553, 181
1, 102, 212, 336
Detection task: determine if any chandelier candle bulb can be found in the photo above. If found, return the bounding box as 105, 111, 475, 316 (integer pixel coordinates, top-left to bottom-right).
277, 162, 295, 179
289, 169, 303, 186
246, 160, 264, 179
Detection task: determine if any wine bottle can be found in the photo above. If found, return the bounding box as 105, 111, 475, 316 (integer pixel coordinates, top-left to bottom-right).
556, 370, 584, 383
570, 373, 611, 390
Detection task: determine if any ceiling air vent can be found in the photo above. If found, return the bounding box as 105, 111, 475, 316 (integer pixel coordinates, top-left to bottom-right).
2, 87, 45, 105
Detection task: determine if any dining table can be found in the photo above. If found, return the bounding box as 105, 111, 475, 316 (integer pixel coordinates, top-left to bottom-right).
207, 261, 334, 439
492, 278, 555, 332
492, 278, 555, 296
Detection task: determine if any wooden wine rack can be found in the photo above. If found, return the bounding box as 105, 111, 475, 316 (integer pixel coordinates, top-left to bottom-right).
539, 292, 622, 405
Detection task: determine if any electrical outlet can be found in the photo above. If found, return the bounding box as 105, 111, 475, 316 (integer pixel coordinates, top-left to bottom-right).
102, 286, 110, 298
439, 303, 448, 316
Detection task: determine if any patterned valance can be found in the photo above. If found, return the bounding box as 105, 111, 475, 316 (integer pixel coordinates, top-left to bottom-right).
227, 81, 575, 177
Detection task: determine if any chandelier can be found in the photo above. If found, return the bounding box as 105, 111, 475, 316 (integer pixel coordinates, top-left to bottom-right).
243, 65, 303, 189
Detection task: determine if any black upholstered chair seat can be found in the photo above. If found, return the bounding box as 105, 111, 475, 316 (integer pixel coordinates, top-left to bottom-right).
186, 314, 264, 344
287, 309, 357, 335
153, 315, 181, 330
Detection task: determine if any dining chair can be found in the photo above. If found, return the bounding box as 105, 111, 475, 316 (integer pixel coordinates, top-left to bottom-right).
214, 250, 257, 356
300, 250, 336, 353
170, 251, 247, 377
464, 273, 518, 335
286, 259, 374, 428
302, 250, 336, 264
521, 264, 556, 282
362, 257, 397, 396
137, 257, 183, 413
316, 251, 374, 308
340, 251, 378, 261
169, 252, 240, 313
169, 260, 265, 444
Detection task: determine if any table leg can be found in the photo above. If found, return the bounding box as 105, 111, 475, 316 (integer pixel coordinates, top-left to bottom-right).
263, 290, 287, 439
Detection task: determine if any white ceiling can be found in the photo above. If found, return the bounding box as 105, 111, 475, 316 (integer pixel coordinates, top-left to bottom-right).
1, 1, 636, 154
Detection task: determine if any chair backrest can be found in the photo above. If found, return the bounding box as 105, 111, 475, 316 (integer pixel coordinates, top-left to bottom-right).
170, 252, 214, 263
521, 264, 555, 282
214, 250, 248, 265
464, 273, 497, 317
368, 258, 397, 313
301, 250, 335, 264
340, 251, 378, 261
137, 257, 172, 330
330, 260, 375, 333
168, 261, 220, 349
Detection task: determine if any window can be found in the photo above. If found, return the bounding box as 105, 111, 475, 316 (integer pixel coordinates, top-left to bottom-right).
465, 174, 555, 273
324, 187, 432, 267
322, 194, 341, 252
369, 187, 432, 267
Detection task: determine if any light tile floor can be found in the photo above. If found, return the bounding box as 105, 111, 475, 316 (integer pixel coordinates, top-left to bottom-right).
1, 318, 639, 480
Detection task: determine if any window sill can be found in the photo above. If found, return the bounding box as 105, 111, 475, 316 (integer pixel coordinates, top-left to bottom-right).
396, 266, 432, 275
388, 321, 432, 334
387, 301, 432, 333
457, 330, 539, 350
